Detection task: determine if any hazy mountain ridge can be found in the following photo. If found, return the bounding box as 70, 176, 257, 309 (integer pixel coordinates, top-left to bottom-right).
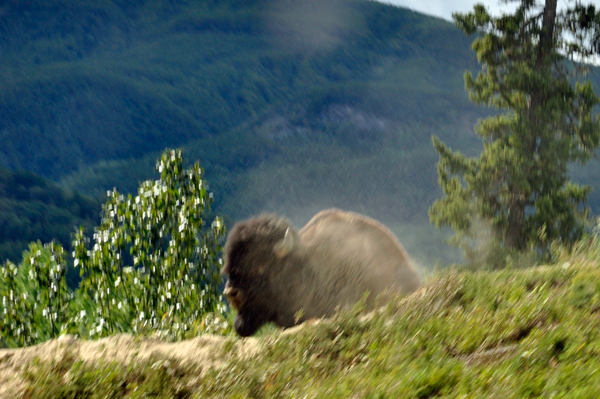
1, 0, 598, 266
0, 0, 475, 177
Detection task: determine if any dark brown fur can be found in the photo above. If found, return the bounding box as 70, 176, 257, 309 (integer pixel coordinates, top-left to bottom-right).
222, 209, 421, 336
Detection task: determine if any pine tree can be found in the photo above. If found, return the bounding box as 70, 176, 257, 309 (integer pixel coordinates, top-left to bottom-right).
430, 0, 600, 259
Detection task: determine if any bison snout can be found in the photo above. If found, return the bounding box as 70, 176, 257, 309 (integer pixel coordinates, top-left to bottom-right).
223, 285, 238, 298
224, 285, 244, 310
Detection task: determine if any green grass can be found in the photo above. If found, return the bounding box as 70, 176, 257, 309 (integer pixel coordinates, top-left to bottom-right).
22, 355, 198, 399
21, 235, 600, 398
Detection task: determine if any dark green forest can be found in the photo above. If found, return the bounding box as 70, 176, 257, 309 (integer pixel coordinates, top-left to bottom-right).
0, 167, 98, 263
1, 0, 598, 266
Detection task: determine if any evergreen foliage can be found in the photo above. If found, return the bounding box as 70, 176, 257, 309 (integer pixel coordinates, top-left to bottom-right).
430, 0, 600, 261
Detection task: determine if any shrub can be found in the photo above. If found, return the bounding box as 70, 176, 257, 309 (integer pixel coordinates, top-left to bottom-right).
0, 242, 71, 347
0, 149, 229, 347
72, 149, 228, 339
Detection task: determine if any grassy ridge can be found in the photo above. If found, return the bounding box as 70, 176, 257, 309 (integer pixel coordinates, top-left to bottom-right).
21, 231, 600, 397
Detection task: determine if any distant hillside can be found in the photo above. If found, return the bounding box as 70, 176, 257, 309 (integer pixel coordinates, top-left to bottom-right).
0, 0, 477, 177
0, 167, 99, 265
1, 0, 599, 266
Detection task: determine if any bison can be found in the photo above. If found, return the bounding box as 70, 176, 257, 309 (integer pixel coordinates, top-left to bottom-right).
222, 208, 421, 336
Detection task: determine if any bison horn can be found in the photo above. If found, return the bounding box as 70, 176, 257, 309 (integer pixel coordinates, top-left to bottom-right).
274, 227, 294, 258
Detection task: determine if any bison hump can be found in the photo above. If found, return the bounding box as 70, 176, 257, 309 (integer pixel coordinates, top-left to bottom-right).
298, 209, 420, 295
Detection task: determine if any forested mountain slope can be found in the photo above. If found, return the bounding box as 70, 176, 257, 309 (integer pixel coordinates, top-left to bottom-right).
0, 167, 98, 263
1, 0, 476, 176
1, 0, 598, 265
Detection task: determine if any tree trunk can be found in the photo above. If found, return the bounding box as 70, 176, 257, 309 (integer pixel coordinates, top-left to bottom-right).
505, 0, 558, 250
505, 195, 526, 250
538, 0, 558, 66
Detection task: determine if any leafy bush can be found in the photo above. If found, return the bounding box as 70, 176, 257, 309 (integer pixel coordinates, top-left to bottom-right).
0, 242, 71, 347
0, 149, 229, 347
72, 149, 227, 339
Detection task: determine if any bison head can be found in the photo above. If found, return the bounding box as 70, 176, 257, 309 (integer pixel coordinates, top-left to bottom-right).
222, 214, 299, 336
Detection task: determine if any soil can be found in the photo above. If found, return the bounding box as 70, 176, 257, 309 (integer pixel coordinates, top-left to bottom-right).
0, 332, 261, 397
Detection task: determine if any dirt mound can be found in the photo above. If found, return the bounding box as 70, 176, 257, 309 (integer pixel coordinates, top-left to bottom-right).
0, 287, 432, 396
0, 333, 260, 397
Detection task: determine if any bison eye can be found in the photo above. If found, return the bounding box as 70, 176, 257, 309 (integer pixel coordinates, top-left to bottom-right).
227, 272, 243, 286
